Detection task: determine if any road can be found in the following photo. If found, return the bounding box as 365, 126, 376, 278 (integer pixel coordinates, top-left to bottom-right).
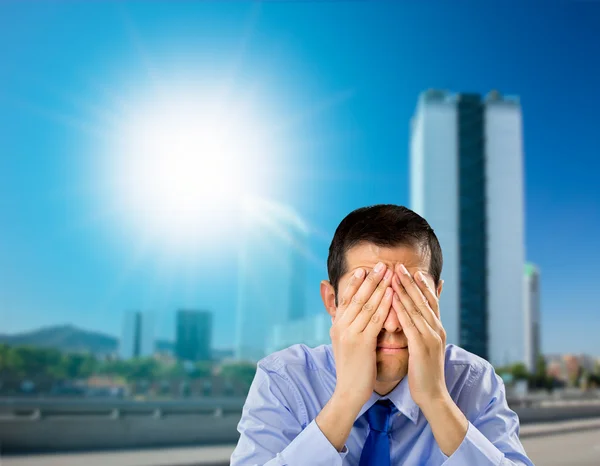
523, 428, 600, 465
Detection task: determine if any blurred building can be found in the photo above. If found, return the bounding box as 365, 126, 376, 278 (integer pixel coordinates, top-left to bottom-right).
267, 313, 331, 354
175, 310, 212, 362
563, 354, 581, 384
410, 89, 526, 367
523, 263, 541, 373
545, 354, 597, 384
546, 354, 575, 382
579, 354, 597, 373
212, 348, 235, 363
119, 311, 155, 359
235, 197, 309, 362
546, 360, 564, 381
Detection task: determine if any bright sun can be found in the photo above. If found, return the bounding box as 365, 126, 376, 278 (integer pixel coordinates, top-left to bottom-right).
101, 88, 276, 256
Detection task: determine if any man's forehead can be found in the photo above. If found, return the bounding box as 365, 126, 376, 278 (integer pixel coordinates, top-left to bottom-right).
344, 242, 430, 271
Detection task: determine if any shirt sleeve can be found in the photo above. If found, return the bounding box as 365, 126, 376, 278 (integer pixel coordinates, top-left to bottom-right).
441, 363, 535, 466
230, 363, 349, 466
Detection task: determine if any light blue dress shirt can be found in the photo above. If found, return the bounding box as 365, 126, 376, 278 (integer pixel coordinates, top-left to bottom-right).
231, 343, 534, 466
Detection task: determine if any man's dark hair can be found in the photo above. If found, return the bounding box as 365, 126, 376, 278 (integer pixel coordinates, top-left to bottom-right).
327, 204, 443, 301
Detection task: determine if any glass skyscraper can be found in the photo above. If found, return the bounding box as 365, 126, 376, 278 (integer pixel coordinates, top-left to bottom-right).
410, 89, 526, 367
119, 310, 155, 359
175, 309, 212, 362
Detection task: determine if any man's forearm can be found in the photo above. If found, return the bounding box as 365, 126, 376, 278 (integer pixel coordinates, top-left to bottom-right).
421, 394, 469, 457
316, 391, 362, 452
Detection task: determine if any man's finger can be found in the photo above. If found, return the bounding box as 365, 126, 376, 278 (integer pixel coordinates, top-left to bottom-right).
392, 292, 422, 345
338, 262, 386, 327
415, 271, 440, 319
339, 267, 365, 309
395, 264, 443, 336
333, 268, 365, 327
391, 275, 428, 335
362, 286, 393, 337
351, 267, 393, 333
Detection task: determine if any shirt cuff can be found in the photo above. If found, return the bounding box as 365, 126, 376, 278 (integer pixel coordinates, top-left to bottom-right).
281, 419, 349, 465
441, 421, 504, 466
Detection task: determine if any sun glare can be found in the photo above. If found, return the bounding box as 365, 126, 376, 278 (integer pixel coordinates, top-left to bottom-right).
102, 88, 275, 256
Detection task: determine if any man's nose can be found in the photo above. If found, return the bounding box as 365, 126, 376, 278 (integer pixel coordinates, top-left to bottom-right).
382, 305, 402, 333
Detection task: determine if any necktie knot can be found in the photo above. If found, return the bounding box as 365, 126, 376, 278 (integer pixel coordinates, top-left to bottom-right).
359, 399, 397, 466
366, 399, 396, 433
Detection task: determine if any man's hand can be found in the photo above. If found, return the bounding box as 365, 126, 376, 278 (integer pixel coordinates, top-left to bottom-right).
330, 261, 394, 407
390, 264, 448, 408
391, 264, 469, 457
316, 262, 394, 452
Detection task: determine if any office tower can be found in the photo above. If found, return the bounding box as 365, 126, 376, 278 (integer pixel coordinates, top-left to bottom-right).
235, 197, 309, 362
175, 310, 212, 361
524, 263, 541, 373
119, 311, 155, 359
410, 89, 526, 367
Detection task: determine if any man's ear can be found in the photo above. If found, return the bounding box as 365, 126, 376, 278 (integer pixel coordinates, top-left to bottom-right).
437, 279, 444, 298
320, 280, 337, 321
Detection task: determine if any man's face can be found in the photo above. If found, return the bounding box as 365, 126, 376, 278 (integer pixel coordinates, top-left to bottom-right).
322, 242, 442, 395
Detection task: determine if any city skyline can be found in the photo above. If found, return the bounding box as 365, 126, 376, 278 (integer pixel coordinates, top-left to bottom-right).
1, 2, 599, 357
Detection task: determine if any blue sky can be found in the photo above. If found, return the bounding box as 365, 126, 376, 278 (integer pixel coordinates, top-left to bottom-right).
1, 1, 599, 356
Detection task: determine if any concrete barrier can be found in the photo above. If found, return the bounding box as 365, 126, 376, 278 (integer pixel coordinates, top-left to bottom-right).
3, 398, 600, 453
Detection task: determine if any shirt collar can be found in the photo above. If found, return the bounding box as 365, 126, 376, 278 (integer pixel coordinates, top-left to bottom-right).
354, 376, 420, 425
325, 344, 420, 425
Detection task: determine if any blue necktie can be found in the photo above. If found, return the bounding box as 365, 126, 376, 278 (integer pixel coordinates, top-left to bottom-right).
359, 399, 398, 466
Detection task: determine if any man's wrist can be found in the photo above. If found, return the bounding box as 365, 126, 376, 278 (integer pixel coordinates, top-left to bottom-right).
331, 389, 367, 415
420, 392, 468, 457
316, 390, 364, 452
418, 391, 453, 418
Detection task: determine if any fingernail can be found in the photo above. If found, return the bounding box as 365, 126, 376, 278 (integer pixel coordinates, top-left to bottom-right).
354, 268, 364, 278
384, 269, 392, 280
385, 287, 392, 297
417, 271, 427, 282
400, 264, 409, 275
374, 262, 384, 273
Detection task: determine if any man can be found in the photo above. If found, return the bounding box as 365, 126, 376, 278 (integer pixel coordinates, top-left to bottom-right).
230, 204, 534, 465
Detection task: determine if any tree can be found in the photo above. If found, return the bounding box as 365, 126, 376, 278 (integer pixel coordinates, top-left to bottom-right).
124, 357, 160, 383
511, 363, 529, 381
190, 361, 212, 379
79, 354, 98, 378
220, 362, 257, 388
535, 355, 547, 378
46, 353, 68, 380
526, 355, 554, 391
97, 359, 128, 378
0, 344, 9, 369
6, 347, 47, 378
156, 362, 186, 380
65, 354, 86, 379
